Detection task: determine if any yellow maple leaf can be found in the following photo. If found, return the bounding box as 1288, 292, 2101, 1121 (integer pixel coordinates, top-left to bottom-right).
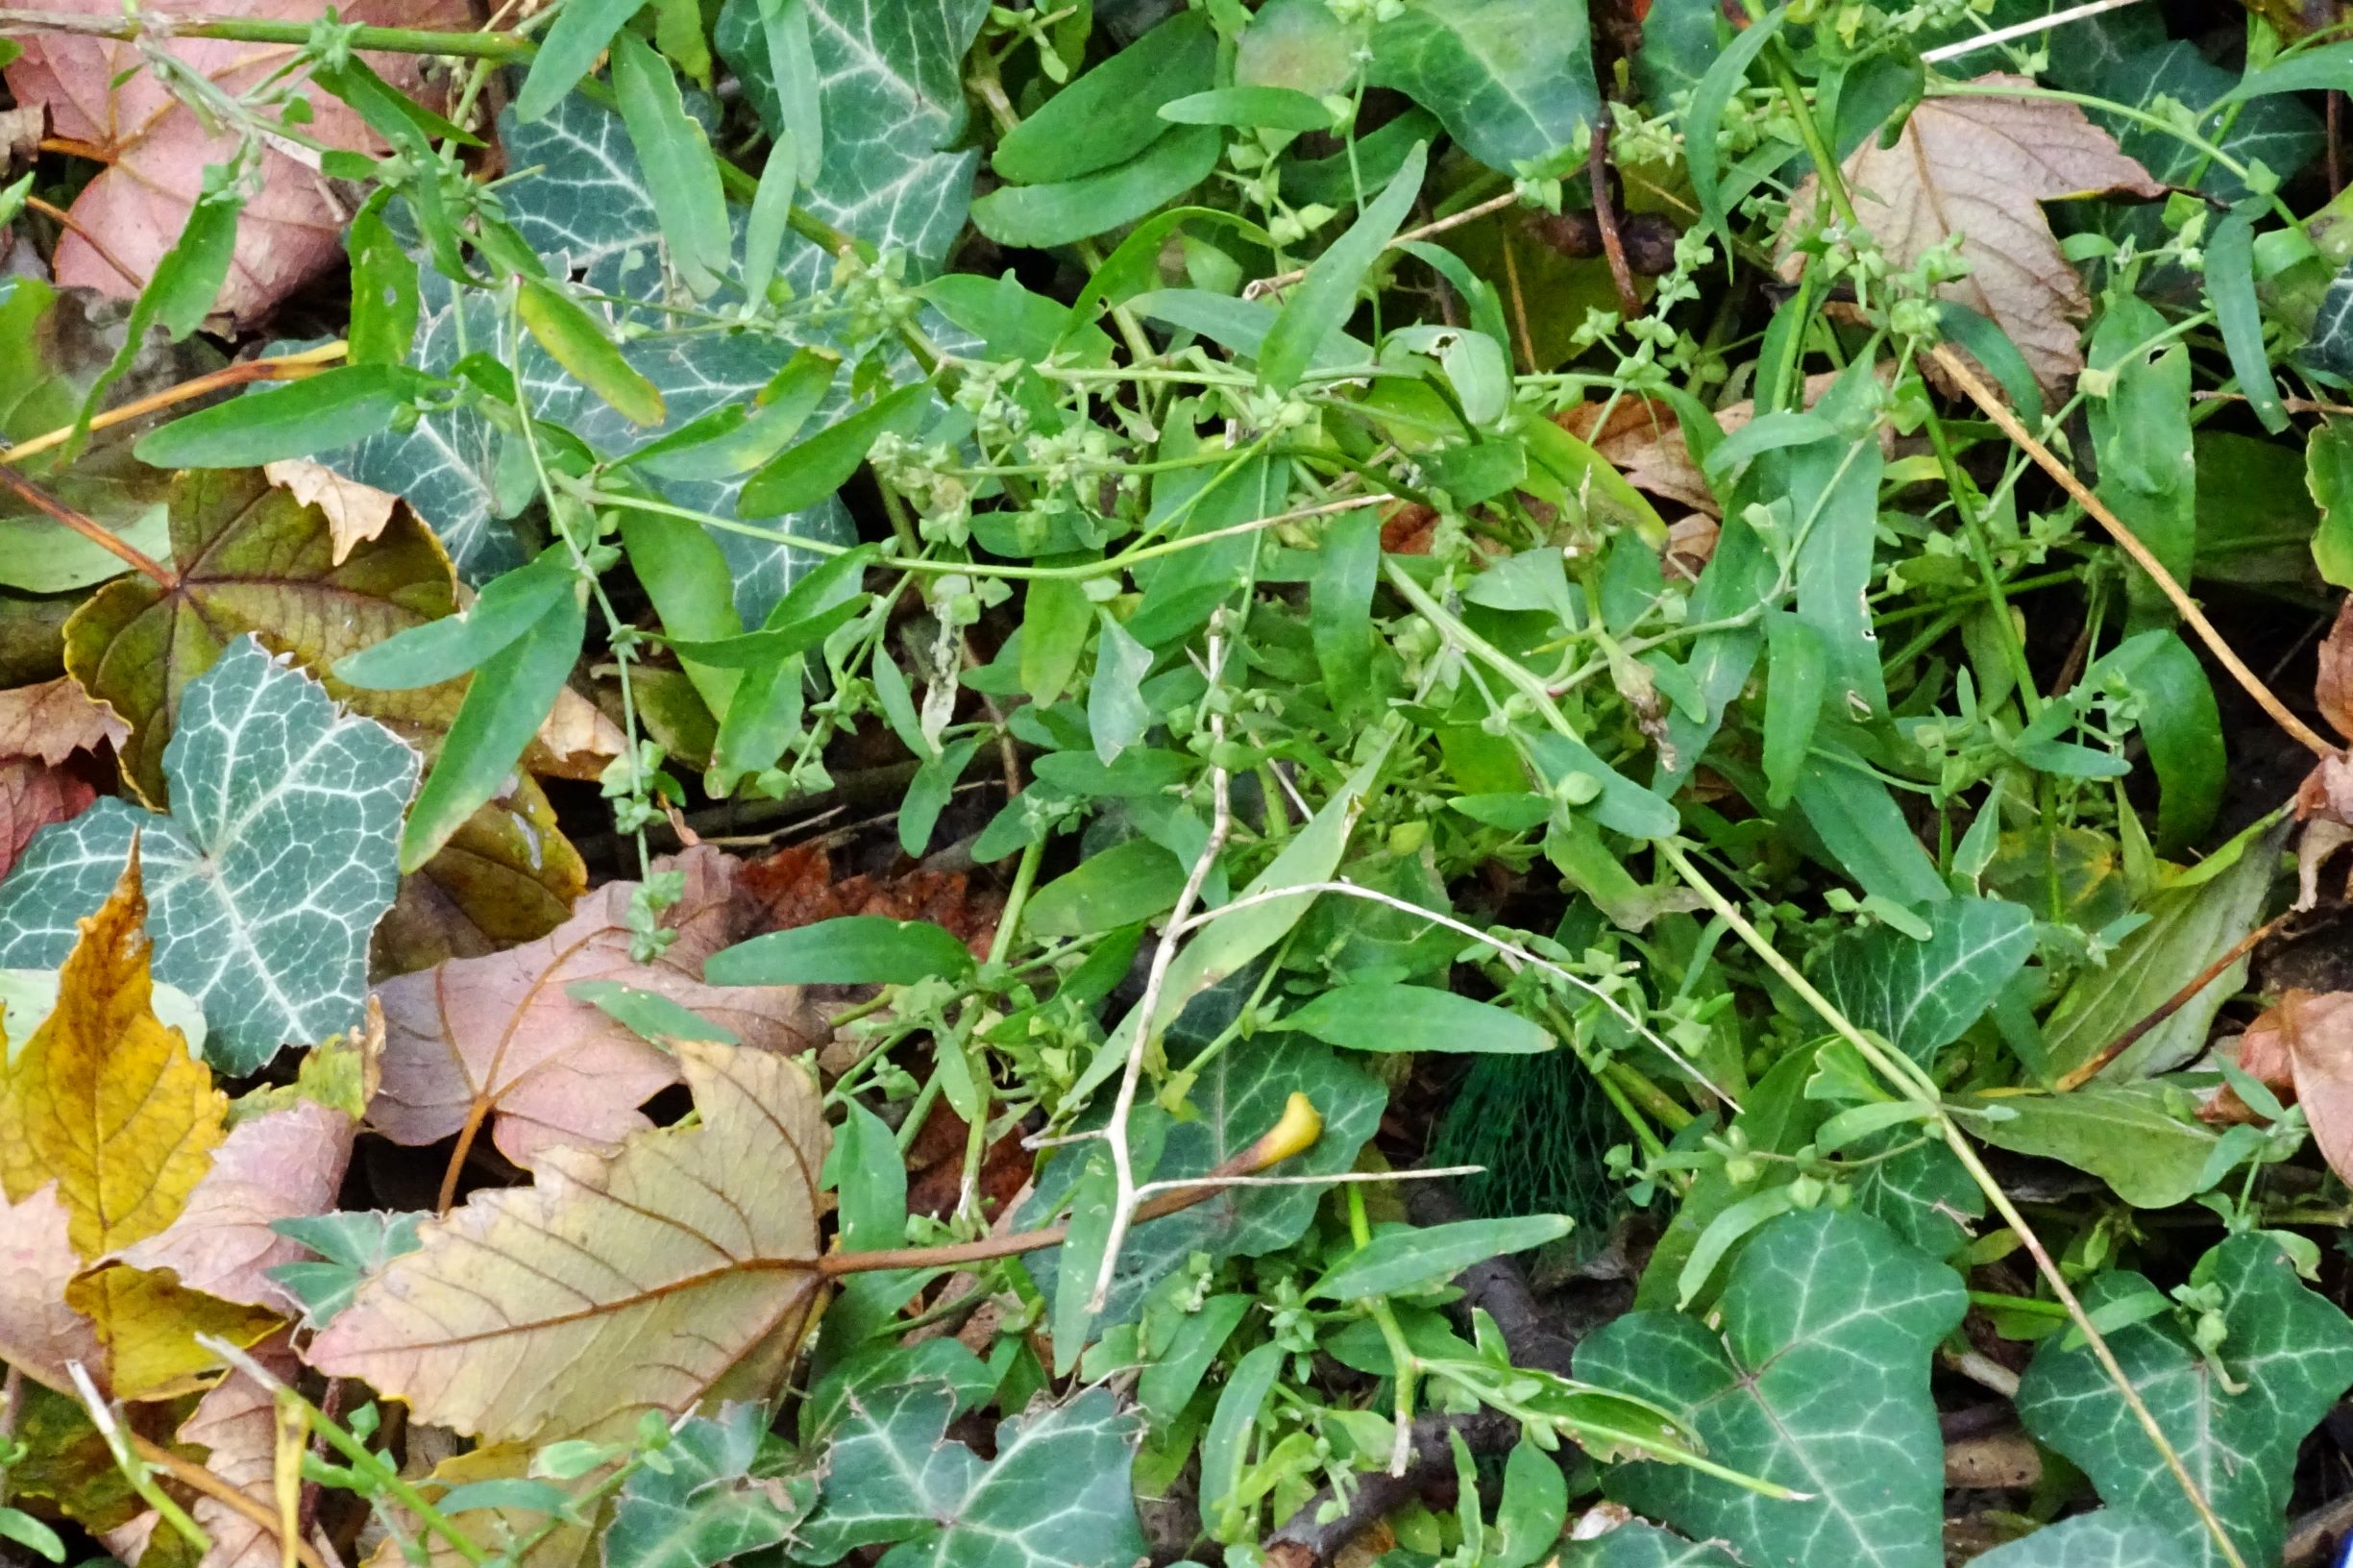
0, 845, 228, 1260
62, 1264, 281, 1401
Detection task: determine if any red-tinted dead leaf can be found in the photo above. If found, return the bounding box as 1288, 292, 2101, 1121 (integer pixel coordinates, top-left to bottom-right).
0, 1182, 102, 1394
2317, 600, 2353, 741
0, 676, 126, 766
2200, 1003, 2297, 1126
737, 842, 1003, 956
902, 1103, 1033, 1222
5, 0, 471, 324
373, 846, 821, 1170
0, 758, 94, 879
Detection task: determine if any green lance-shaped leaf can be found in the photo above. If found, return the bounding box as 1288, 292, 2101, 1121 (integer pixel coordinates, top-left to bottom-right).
1311, 1214, 1574, 1301
1814, 895, 2034, 1063
795, 1383, 1146, 1568
134, 365, 430, 468
335, 550, 576, 691
610, 31, 734, 299
1260, 140, 1427, 393
739, 382, 932, 517
1277, 982, 1551, 1055
706, 915, 976, 987
400, 577, 586, 872
517, 277, 667, 428
1576, 1208, 1966, 1568
1956, 1083, 2218, 1210
0, 637, 416, 1072
992, 9, 1217, 184
605, 1403, 816, 1568
2018, 1234, 2353, 1568
517, 0, 648, 122
970, 123, 1225, 252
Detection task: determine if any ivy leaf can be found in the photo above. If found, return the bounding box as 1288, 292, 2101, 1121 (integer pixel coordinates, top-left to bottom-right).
265, 1211, 427, 1329
1021, 1037, 1383, 1327
796, 1383, 1146, 1567
1815, 896, 2034, 1062
61, 467, 453, 806
306, 1041, 829, 1444
1577, 1209, 1966, 1568
372, 846, 817, 1172
2017, 1234, 2353, 1568
1969, 1511, 2189, 1568
715, 0, 993, 270
1366, 0, 1597, 173
0, 637, 417, 1071
605, 1403, 817, 1568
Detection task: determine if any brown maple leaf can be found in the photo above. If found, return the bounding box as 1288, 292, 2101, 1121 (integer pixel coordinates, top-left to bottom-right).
738, 841, 1004, 954
1780, 76, 2163, 394
0, 676, 125, 766
371, 846, 821, 1201
6, 0, 470, 324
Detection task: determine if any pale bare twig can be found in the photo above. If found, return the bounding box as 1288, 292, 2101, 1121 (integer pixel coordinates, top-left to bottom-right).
1920, 0, 2151, 64
1089, 620, 1238, 1311
1246, 191, 1523, 301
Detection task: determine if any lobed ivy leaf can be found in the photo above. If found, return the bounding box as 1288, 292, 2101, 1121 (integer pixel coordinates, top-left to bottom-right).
1815, 895, 2034, 1063
715, 0, 993, 272
605, 1403, 817, 1568
1970, 1510, 2189, 1568
0, 637, 416, 1071
1558, 1523, 1741, 1568
1577, 1208, 1965, 1568
265, 1211, 427, 1328
1366, 0, 1597, 173
2017, 1234, 2353, 1568
795, 1382, 1146, 1568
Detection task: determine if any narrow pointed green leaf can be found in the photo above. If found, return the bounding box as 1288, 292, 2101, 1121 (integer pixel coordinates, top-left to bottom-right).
610, 30, 733, 298
1261, 140, 1427, 392
517, 0, 646, 122
516, 277, 667, 427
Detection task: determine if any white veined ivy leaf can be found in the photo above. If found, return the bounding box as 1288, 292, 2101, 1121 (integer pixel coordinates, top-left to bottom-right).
316, 98, 857, 621
1366, 0, 1599, 174
1574, 1208, 1966, 1568
794, 1382, 1146, 1567
605, 1403, 816, 1568
2017, 1233, 2353, 1568
1968, 1509, 2189, 1568
0, 636, 416, 1073
715, 0, 992, 271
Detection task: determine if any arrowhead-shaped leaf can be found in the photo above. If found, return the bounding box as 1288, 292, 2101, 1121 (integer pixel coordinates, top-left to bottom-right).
2017, 1234, 2353, 1568
796, 1383, 1146, 1567
1815, 895, 2034, 1062
306, 1041, 829, 1444
0, 637, 418, 1070
372, 846, 815, 1173
1576, 1209, 1966, 1568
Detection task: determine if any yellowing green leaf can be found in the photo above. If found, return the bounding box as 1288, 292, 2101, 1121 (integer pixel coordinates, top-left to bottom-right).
307, 1041, 828, 1443
0, 849, 225, 1261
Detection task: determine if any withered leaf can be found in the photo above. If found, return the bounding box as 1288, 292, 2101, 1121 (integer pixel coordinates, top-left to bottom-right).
1782, 77, 2162, 393
2282, 989, 2353, 1189
0, 757, 94, 880
263, 459, 400, 566
307, 1041, 828, 1445
372, 846, 815, 1173
0, 676, 125, 766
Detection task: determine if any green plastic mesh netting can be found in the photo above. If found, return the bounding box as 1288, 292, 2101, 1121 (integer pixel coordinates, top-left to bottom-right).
1427, 1047, 1629, 1250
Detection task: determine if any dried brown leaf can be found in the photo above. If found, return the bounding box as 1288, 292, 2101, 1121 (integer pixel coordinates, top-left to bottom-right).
0, 1182, 102, 1393
5, 0, 471, 324
306, 1041, 828, 1444
372, 846, 817, 1171
263, 459, 399, 566
0, 676, 126, 766
1781, 76, 2163, 393
114, 1099, 354, 1311
737, 842, 1003, 953
526, 688, 629, 783
2284, 989, 2353, 1188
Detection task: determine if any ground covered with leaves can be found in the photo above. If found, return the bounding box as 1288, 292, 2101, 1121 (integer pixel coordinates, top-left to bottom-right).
11, 0, 2353, 1564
